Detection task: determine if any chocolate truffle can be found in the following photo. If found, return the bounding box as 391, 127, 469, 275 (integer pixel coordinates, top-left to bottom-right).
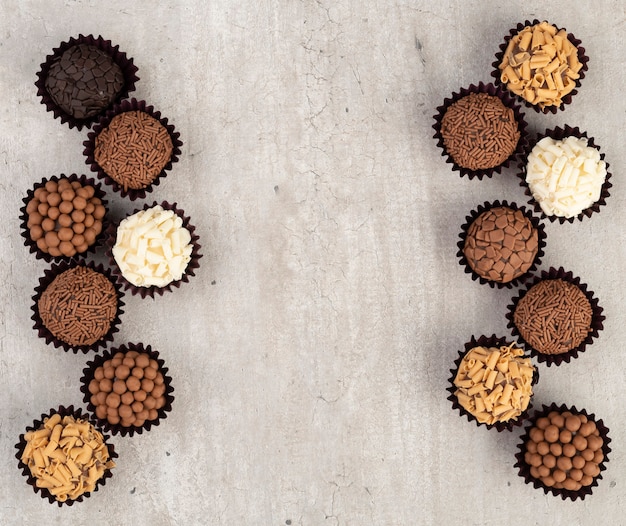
453, 342, 535, 426
463, 206, 539, 283
513, 278, 592, 356
25, 176, 106, 258
37, 266, 118, 347
525, 135, 607, 219
498, 21, 584, 111
520, 407, 607, 495
94, 110, 174, 191
17, 409, 116, 504
112, 204, 192, 288
44, 44, 124, 120
440, 92, 520, 170
87, 349, 168, 429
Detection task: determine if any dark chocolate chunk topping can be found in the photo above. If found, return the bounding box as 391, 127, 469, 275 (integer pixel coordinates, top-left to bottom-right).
45, 44, 124, 119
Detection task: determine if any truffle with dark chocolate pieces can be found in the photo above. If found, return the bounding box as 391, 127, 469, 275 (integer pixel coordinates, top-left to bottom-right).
45, 44, 124, 119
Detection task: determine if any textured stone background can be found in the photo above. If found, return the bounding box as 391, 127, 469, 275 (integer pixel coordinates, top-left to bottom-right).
0, 1, 624, 524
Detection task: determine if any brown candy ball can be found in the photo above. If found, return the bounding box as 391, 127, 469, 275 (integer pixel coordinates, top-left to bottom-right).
99, 378, 112, 393
126, 376, 141, 392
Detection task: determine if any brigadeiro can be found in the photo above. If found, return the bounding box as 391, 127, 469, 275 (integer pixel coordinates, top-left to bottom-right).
447, 334, 538, 432
35, 34, 139, 130
457, 200, 546, 288
518, 125, 612, 223
432, 82, 528, 180
506, 267, 605, 366
15, 405, 117, 506
19, 174, 108, 262
83, 98, 182, 200
492, 20, 589, 114
105, 201, 202, 298
31, 260, 124, 354
80, 343, 175, 437
515, 403, 610, 500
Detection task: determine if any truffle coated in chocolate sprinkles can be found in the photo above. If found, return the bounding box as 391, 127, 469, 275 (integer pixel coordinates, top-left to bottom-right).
94, 111, 174, 191
441, 93, 520, 170
38, 266, 118, 346
45, 44, 124, 119
513, 279, 593, 355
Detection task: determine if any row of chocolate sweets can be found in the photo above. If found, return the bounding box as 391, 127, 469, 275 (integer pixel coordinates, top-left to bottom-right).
16, 34, 201, 506
433, 20, 612, 501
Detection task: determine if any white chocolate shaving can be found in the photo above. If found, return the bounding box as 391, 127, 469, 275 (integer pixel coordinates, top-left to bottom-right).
113, 205, 193, 287
525, 136, 606, 218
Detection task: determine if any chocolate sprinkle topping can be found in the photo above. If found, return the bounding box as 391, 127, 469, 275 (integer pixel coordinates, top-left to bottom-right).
45, 44, 124, 119
38, 266, 118, 346
94, 111, 174, 191
513, 279, 593, 355
441, 93, 520, 170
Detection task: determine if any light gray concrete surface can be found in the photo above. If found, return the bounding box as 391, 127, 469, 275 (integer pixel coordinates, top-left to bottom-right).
1, 1, 624, 524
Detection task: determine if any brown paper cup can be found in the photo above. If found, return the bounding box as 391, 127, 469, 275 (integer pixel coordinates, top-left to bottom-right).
517, 125, 612, 223
83, 98, 183, 201
447, 334, 539, 432
80, 342, 175, 437
432, 81, 528, 180
456, 200, 546, 289
15, 405, 117, 506
105, 201, 202, 298
35, 34, 139, 130
31, 260, 124, 354
491, 20, 589, 114
506, 267, 605, 366
514, 402, 611, 500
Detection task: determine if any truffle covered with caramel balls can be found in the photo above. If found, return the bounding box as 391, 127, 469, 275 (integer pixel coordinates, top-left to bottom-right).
517, 405, 610, 499
24, 176, 106, 258
86, 348, 169, 430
